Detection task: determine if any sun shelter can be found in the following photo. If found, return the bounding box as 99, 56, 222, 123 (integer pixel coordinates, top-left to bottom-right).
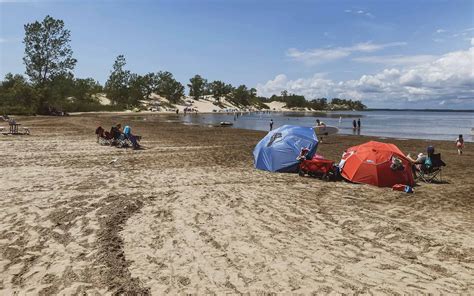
340, 141, 414, 187
253, 125, 318, 172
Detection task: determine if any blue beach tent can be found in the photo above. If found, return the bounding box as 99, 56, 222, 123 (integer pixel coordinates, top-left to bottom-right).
253, 125, 319, 172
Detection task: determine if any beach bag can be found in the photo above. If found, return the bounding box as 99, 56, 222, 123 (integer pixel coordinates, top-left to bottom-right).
392, 184, 414, 193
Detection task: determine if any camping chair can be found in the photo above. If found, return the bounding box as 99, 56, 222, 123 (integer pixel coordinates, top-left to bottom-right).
416, 153, 446, 183
95, 126, 114, 145
117, 134, 141, 149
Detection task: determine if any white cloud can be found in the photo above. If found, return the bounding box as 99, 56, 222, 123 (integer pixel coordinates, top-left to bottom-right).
0, 38, 6, 43
451, 28, 474, 39
287, 41, 406, 65
436, 29, 447, 34
353, 54, 437, 66
258, 43, 474, 107
344, 9, 375, 18
287, 47, 349, 64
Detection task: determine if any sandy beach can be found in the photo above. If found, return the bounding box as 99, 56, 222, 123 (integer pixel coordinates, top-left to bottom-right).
1, 113, 473, 294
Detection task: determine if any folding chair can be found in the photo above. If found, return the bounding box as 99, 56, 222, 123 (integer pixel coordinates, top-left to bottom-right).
416, 153, 446, 183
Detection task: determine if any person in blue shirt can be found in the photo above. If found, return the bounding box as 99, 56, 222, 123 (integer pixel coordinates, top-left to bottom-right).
123, 125, 140, 149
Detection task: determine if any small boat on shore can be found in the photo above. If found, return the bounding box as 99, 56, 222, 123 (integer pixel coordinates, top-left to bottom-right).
219, 121, 233, 126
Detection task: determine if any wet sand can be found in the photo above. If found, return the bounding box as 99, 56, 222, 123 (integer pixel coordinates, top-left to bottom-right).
0, 113, 473, 294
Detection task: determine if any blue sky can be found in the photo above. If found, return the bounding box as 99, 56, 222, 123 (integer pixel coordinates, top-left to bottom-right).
1, 0, 473, 108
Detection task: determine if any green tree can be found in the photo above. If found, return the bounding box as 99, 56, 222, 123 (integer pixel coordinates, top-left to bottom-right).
249, 88, 257, 97
156, 71, 184, 104
73, 78, 103, 102
209, 80, 233, 102
188, 75, 207, 100
283, 94, 306, 108
23, 15, 77, 86
104, 55, 132, 106
48, 73, 75, 107
308, 98, 328, 110
230, 85, 253, 106
0, 73, 38, 114
129, 74, 149, 104
141, 73, 158, 99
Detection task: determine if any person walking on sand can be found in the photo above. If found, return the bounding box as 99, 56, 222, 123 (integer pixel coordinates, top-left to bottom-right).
456, 134, 464, 155
270, 119, 274, 131
357, 118, 361, 129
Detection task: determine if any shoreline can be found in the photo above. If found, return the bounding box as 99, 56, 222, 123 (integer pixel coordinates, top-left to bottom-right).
64, 111, 471, 144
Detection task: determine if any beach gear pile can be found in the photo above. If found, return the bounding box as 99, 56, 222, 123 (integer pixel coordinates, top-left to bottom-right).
253, 125, 417, 188
95, 125, 141, 149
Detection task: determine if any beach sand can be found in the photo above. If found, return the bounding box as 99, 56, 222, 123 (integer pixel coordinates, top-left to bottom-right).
1, 113, 473, 294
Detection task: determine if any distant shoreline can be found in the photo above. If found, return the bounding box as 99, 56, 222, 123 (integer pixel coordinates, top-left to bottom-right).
366, 108, 474, 112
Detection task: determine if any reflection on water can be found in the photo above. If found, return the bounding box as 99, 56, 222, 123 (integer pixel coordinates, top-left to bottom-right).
180, 110, 474, 142
352, 128, 361, 136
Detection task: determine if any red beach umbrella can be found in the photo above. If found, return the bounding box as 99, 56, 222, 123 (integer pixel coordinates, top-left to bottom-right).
340, 141, 414, 187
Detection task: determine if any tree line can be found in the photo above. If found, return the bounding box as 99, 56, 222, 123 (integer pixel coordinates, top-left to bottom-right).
0, 15, 365, 115
266, 91, 367, 111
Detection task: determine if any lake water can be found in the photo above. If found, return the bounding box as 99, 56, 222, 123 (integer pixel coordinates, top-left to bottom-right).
181, 110, 474, 142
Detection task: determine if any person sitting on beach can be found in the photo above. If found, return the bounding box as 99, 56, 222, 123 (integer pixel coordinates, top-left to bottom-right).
110, 124, 122, 140
406, 146, 435, 174
456, 134, 464, 155
123, 125, 140, 149
95, 126, 105, 143
297, 147, 310, 161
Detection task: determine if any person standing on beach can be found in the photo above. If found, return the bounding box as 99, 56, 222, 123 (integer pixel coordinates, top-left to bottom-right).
270, 119, 274, 131
456, 134, 464, 155
352, 120, 357, 130
315, 119, 326, 127
357, 118, 361, 129
315, 119, 326, 143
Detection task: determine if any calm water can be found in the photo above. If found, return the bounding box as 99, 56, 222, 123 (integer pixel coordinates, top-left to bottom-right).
181, 110, 474, 142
